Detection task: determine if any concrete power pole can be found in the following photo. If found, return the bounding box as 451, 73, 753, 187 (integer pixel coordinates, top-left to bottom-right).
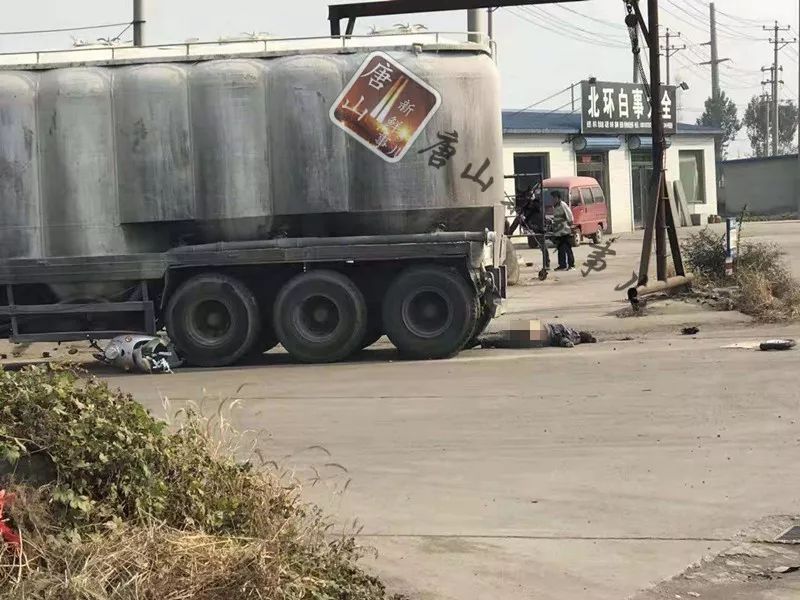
699, 4, 729, 165
133, 0, 147, 46
659, 27, 686, 85
763, 21, 794, 156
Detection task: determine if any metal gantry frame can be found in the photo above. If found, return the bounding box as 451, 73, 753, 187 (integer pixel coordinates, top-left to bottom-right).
328, 0, 585, 36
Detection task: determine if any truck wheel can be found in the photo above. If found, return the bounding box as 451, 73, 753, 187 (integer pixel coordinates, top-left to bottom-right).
571, 229, 582, 248
247, 325, 279, 358
505, 238, 520, 287
466, 301, 494, 348
273, 270, 367, 363
360, 305, 383, 350
165, 273, 260, 367
591, 226, 604, 244
383, 266, 478, 360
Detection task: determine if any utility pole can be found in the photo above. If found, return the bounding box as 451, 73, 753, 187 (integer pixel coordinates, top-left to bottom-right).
761, 67, 781, 155
633, 28, 639, 83
659, 27, 686, 85
763, 21, 794, 156
133, 0, 146, 46
699, 3, 729, 170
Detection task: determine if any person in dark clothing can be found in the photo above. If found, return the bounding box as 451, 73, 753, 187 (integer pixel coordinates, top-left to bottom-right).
549, 190, 575, 271
525, 196, 550, 270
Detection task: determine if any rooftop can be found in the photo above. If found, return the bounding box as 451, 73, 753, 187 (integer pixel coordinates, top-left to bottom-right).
502, 110, 721, 136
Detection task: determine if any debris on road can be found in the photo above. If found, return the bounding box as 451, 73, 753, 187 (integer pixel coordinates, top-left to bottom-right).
772, 565, 800, 574
759, 339, 797, 352
94, 335, 182, 373
682, 327, 700, 336
480, 320, 597, 349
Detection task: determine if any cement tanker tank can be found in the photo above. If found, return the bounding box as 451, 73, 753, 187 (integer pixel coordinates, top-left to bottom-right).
0, 43, 502, 258
0, 39, 506, 366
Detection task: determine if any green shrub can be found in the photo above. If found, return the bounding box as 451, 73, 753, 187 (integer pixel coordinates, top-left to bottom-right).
0, 366, 391, 599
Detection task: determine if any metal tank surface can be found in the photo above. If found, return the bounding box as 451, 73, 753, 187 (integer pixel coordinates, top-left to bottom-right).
0, 72, 41, 260
0, 40, 503, 284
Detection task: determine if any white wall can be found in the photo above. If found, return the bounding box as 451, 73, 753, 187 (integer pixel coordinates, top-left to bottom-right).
665, 137, 718, 220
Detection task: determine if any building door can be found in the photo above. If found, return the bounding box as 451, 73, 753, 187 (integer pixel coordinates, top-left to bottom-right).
630, 151, 652, 229
576, 153, 609, 196
513, 153, 550, 194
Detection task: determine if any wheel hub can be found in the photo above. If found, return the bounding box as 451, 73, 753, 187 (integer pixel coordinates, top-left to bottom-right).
295, 295, 341, 341
402, 289, 453, 339
189, 299, 232, 343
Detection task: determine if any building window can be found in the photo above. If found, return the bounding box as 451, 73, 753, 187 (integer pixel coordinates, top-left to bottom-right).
513, 153, 550, 194
679, 150, 706, 204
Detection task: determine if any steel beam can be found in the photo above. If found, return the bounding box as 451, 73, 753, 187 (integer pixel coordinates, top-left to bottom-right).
329, 0, 586, 36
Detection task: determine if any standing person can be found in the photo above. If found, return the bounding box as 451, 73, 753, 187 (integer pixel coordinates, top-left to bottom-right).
525, 195, 550, 270
550, 191, 575, 271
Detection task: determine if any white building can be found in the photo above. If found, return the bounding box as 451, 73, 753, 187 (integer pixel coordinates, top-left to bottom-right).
501, 110, 720, 233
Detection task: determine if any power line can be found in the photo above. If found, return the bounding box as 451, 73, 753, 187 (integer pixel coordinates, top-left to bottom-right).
505, 7, 629, 49
552, 5, 622, 30
520, 6, 629, 43
0, 21, 131, 36
661, 0, 765, 41
508, 83, 576, 116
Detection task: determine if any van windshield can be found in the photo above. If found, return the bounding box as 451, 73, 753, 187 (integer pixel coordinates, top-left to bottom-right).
542, 188, 569, 206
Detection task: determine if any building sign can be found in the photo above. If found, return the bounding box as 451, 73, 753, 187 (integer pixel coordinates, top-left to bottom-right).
580, 80, 677, 135
330, 51, 442, 163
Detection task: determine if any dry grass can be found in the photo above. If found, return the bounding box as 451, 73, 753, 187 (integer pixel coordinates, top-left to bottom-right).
0, 367, 391, 600
682, 228, 800, 322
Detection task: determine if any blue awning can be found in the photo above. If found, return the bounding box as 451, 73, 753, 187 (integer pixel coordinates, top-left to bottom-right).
627, 136, 673, 150
572, 135, 622, 152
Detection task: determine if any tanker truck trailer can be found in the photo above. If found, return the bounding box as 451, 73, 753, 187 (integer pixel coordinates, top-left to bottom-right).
0, 35, 506, 366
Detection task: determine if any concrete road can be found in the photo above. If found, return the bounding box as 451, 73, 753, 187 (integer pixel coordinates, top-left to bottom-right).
95, 221, 800, 599
107, 323, 800, 600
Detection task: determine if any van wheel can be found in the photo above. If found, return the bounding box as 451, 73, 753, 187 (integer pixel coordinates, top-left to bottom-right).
274, 270, 367, 363
591, 226, 604, 244
571, 229, 582, 247
383, 266, 478, 360
166, 273, 260, 367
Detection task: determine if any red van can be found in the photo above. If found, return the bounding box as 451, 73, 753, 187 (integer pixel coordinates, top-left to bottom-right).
542, 176, 609, 246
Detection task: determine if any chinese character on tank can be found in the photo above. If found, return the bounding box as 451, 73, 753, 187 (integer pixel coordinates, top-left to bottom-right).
418, 130, 459, 168
330, 51, 442, 163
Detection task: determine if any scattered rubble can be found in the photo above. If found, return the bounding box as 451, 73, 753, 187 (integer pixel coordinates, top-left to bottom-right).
682, 327, 700, 335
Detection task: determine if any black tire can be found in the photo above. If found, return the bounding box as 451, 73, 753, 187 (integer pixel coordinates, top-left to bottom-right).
527, 236, 539, 249
360, 305, 383, 350
165, 273, 260, 367
466, 300, 494, 348
382, 266, 478, 360
591, 226, 604, 244
273, 270, 367, 363
571, 229, 582, 248
505, 238, 520, 287
247, 324, 279, 358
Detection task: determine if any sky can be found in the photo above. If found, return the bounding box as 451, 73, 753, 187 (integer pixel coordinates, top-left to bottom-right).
1, 0, 798, 158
